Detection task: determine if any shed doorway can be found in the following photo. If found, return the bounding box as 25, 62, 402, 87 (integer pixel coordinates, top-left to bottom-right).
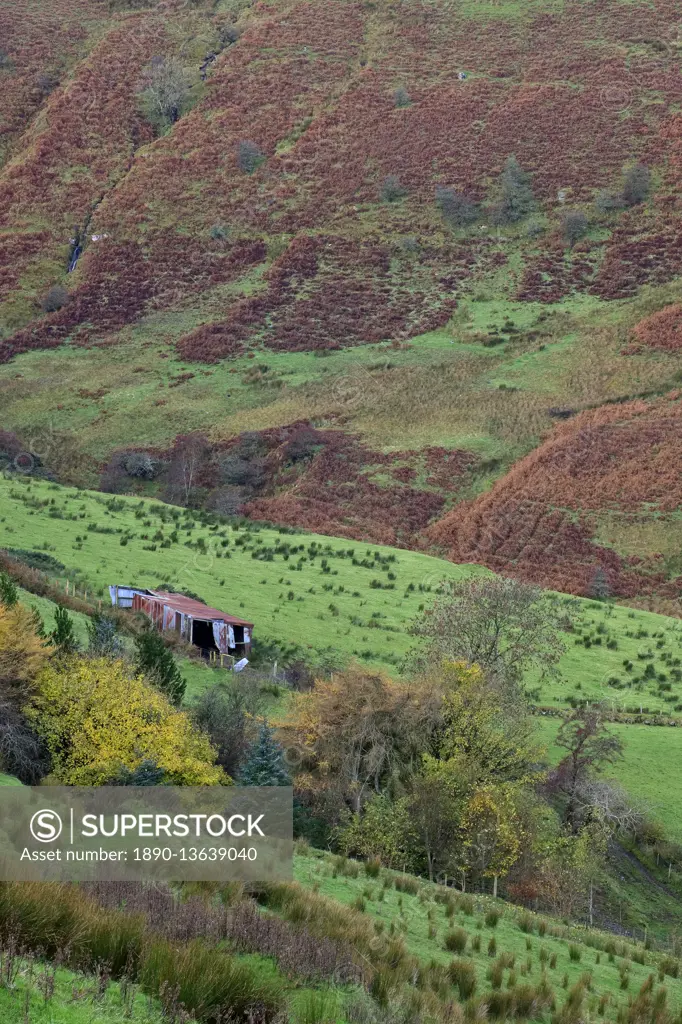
191, 618, 218, 653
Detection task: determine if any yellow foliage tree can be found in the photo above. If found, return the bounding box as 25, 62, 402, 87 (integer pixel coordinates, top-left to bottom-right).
0, 602, 49, 704
26, 657, 227, 786
437, 660, 544, 787
461, 784, 523, 896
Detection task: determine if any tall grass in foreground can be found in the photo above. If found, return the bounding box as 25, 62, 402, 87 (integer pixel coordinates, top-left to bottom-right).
0, 883, 284, 1022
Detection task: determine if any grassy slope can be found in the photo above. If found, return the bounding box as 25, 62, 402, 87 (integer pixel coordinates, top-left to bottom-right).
3, 475, 682, 832
293, 850, 682, 1003
3, 474, 681, 681
0, 475, 490, 670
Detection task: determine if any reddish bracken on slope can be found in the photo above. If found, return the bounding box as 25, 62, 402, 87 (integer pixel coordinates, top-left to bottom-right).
427, 395, 682, 597
3, 0, 682, 359
629, 304, 682, 352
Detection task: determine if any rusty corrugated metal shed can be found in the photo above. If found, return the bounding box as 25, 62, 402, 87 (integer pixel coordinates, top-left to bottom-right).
146, 590, 253, 628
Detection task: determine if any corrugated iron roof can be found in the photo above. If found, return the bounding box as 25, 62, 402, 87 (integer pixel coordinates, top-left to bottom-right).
147, 590, 253, 627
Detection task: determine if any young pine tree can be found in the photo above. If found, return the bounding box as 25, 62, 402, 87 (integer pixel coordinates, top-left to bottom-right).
111, 759, 168, 786
87, 614, 123, 657
0, 570, 18, 608
134, 625, 186, 705
49, 606, 80, 655
239, 722, 291, 786
498, 155, 535, 223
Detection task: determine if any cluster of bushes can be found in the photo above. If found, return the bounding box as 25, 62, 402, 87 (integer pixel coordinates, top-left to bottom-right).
381, 152, 651, 252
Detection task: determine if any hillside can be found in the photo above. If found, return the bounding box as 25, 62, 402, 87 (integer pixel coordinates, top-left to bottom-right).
3, 475, 682, 835
1, 0, 682, 605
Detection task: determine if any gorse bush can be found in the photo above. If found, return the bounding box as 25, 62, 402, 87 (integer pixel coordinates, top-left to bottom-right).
26, 657, 224, 785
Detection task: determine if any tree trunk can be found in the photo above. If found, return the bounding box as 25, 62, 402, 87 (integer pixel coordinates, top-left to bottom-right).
493, 875, 498, 898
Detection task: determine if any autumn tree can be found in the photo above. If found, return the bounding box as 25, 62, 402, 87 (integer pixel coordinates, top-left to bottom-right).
0, 602, 49, 708
165, 431, 212, 506
461, 785, 522, 896
409, 754, 468, 882
0, 601, 49, 782
26, 657, 225, 786
411, 576, 565, 691
278, 665, 440, 814
406, 661, 541, 884
434, 661, 543, 785
192, 676, 264, 777
549, 704, 623, 832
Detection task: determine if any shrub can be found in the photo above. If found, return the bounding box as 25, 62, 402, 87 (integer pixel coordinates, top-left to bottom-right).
518, 912, 534, 934
139, 55, 189, 126
444, 928, 468, 954
394, 874, 419, 895
448, 958, 477, 999
48, 606, 80, 656
495, 155, 534, 223
134, 625, 186, 705
122, 451, 158, 479
487, 989, 513, 1016
393, 86, 411, 107
485, 908, 501, 928
0, 569, 18, 608
365, 858, 382, 878
436, 185, 478, 226
140, 937, 285, 1019
86, 614, 123, 657
569, 944, 581, 962
488, 935, 497, 957
192, 679, 264, 776
380, 175, 407, 202
41, 284, 68, 313
238, 139, 265, 172
595, 189, 624, 213
660, 956, 679, 979
623, 163, 651, 206
562, 210, 588, 247
460, 895, 474, 916
220, 22, 241, 44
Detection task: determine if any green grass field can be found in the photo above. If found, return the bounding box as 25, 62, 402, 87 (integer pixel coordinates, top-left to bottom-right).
0, 475, 491, 670
3, 474, 682, 682
534, 716, 682, 842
